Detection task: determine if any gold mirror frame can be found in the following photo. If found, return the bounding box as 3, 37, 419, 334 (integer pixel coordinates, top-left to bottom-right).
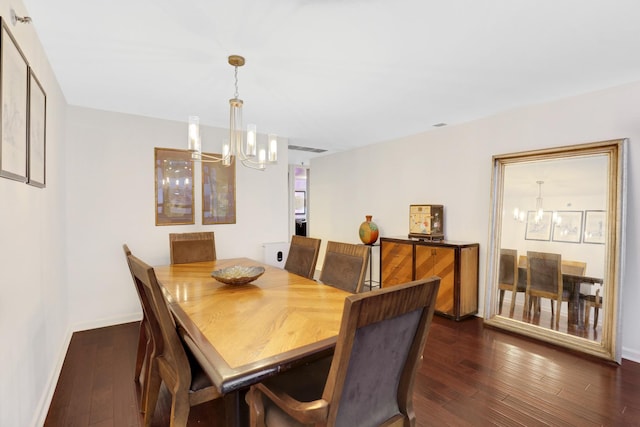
484, 139, 627, 363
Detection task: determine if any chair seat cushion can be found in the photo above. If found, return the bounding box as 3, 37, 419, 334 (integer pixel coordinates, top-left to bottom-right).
185, 343, 214, 391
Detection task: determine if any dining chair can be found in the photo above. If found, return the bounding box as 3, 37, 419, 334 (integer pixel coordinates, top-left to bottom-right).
525, 251, 566, 328
245, 276, 441, 427
284, 235, 321, 279
319, 241, 370, 293
125, 249, 222, 426
123, 244, 154, 413
582, 288, 603, 328
520, 255, 587, 319
169, 232, 216, 264
498, 249, 521, 316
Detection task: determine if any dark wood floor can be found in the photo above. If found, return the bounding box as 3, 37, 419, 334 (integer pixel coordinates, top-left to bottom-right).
44, 316, 640, 426
500, 298, 601, 341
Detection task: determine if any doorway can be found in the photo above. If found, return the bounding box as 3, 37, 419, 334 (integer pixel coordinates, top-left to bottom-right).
289, 165, 309, 237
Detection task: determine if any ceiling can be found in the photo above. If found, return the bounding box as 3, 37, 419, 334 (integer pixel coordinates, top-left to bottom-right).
20, 0, 640, 159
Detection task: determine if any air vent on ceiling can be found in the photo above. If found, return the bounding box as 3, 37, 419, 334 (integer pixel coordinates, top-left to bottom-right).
288, 145, 328, 153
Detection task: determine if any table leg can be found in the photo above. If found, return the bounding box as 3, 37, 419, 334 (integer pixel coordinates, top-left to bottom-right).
566, 282, 583, 328
224, 389, 249, 427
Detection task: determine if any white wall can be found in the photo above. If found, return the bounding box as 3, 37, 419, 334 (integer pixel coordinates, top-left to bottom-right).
0, 1, 69, 426
310, 81, 640, 362
65, 106, 290, 330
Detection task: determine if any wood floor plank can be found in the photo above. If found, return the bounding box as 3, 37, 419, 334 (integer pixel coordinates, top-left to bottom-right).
110, 324, 140, 427
45, 317, 640, 426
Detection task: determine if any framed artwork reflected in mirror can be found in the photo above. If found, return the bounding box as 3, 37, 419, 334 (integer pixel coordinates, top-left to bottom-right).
551, 211, 583, 243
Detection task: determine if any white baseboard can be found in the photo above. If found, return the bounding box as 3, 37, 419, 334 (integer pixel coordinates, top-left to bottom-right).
622, 347, 640, 364
32, 327, 73, 427
72, 312, 142, 333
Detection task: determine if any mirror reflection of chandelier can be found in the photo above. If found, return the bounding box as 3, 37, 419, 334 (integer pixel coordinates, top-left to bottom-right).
187, 55, 278, 171
513, 180, 551, 223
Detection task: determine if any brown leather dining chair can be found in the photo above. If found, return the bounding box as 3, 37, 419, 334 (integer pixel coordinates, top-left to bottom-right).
498, 248, 521, 316
525, 251, 565, 328
169, 232, 216, 264
319, 241, 370, 293
245, 276, 441, 427
124, 246, 222, 426
123, 244, 154, 413
284, 235, 321, 279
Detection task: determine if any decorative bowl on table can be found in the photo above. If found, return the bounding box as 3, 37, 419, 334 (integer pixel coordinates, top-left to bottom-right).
211, 265, 265, 285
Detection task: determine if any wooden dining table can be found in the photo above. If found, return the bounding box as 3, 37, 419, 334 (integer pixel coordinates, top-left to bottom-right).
153, 257, 350, 424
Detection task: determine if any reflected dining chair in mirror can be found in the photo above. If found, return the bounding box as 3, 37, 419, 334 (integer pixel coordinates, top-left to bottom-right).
169, 232, 216, 264
245, 276, 441, 427
123, 244, 153, 413
319, 241, 370, 293
518, 255, 586, 318
525, 251, 565, 328
582, 287, 603, 329
284, 235, 321, 279
498, 249, 521, 316
125, 249, 222, 426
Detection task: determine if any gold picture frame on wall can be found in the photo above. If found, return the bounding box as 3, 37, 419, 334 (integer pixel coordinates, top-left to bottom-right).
202, 153, 236, 224
155, 148, 195, 225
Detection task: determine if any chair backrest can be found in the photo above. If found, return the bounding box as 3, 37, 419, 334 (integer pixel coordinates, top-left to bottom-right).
123, 244, 153, 323
519, 255, 586, 277
169, 232, 216, 264
125, 250, 193, 386
284, 235, 321, 279
499, 249, 518, 287
322, 277, 441, 426
319, 241, 370, 293
526, 251, 563, 298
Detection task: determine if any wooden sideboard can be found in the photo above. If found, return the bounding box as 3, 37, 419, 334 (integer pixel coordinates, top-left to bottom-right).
380, 237, 479, 320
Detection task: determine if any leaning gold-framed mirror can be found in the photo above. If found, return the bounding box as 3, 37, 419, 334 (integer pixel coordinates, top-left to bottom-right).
484, 139, 627, 363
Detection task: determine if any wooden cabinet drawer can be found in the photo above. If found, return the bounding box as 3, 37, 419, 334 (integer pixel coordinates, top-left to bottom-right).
380, 237, 479, 320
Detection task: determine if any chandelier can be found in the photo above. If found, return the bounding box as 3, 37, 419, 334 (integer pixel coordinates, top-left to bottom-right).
512, 180, 545, 223
187, 55, 277, 170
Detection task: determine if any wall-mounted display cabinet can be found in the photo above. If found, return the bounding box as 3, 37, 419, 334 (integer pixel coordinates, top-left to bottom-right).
380, 237, 479, 320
